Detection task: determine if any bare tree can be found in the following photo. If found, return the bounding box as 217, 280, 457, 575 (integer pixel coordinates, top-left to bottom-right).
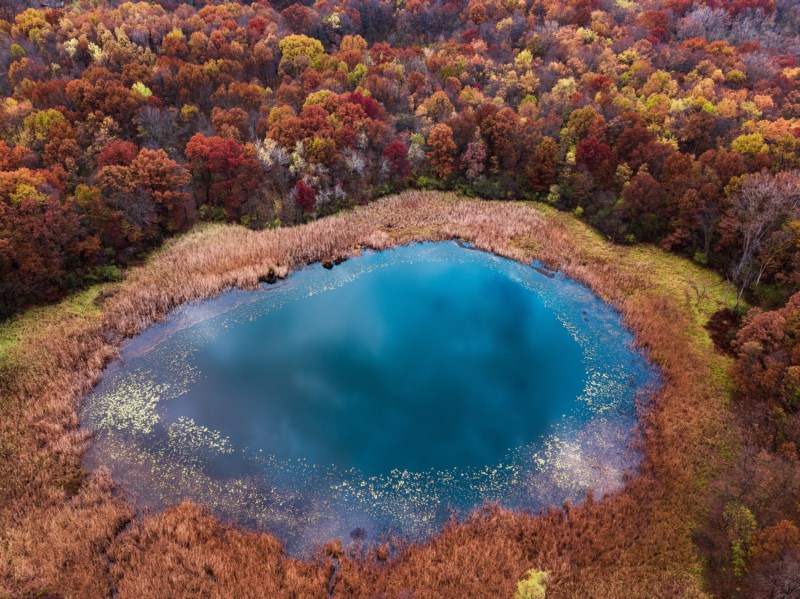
677, 7, 731, 42
728, 171, 800, 308
137, 106, 178, 152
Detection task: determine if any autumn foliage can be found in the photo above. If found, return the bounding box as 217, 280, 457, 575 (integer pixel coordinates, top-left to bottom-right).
0, 0, 798, 316
294, 180, 317, 213
0, 192, 735, 598
1, 0, 800, 594
694, 294, 800, 597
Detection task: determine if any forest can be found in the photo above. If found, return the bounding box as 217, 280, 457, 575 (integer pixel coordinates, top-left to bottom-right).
1, 0, 799, 316
2, 0, 800, 597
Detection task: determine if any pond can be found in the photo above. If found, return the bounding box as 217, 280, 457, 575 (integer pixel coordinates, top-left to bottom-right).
81, 242, 658, 555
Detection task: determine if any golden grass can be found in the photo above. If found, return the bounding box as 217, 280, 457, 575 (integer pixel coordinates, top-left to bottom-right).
0, 191, 734, 598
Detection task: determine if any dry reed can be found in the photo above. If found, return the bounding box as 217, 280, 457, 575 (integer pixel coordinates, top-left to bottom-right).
0, 191, 732, 598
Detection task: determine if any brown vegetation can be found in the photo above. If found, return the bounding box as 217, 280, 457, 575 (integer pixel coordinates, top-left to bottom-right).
0, 191, 734, 598
694, 293, 800, 597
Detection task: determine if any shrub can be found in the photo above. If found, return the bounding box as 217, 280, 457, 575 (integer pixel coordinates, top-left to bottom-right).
515, 570, 547, 599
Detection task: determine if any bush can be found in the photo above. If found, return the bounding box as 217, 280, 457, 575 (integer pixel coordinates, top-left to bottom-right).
373, 183, 395, 197
515, 570, 547, 599
753, 283, 791, 309
415, 175, 445, 190
470, 178, 503, 199
86, 265, 123, 284
198, 205, 228, 222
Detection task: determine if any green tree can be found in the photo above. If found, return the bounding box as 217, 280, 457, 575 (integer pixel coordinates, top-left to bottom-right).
515, 570, 547, 599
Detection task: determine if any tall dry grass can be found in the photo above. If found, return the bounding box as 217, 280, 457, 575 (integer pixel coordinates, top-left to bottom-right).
0, 191, 731, 598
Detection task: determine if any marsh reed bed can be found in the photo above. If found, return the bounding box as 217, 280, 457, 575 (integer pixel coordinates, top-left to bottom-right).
0, 192, 732, 598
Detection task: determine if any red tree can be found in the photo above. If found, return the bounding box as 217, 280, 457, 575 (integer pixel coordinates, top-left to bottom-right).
621, 170, 667, 242
185, 134, 261, 218
294, 181, 317, 214
97, 141, 139, 168
383, 141, 410, 179
576, 137, 612, 173
0, 191, 98, 315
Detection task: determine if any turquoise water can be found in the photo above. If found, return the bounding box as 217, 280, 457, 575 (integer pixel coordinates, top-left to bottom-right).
81, 242, 657, 554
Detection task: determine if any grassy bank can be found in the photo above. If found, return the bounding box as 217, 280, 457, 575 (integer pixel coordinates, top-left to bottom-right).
0, 192, 734, 598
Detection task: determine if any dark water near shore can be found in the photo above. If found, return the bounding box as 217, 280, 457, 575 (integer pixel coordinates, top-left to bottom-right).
81, 242, 658, 554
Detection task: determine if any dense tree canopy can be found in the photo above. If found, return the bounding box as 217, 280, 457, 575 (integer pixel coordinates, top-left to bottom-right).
0, 0, 799, 321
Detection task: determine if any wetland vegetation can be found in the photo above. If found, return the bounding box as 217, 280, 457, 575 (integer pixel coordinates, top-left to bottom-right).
80, 240, 656, 554
0, 192, 738, 597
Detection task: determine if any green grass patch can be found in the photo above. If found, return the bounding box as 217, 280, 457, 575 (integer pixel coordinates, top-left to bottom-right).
0, 284, 110, 369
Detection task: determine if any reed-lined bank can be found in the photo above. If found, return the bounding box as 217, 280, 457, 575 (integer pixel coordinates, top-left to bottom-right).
79, 240, 657, 556
0, 191, 733, 598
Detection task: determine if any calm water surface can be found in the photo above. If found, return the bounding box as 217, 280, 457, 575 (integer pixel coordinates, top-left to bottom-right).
81, 242, 657, 554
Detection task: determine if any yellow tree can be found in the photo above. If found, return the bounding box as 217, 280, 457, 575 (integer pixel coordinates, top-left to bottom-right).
278, 34, 324, 77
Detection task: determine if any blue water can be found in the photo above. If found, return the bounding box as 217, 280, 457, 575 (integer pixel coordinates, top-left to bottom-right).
81, 242, 657, 554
